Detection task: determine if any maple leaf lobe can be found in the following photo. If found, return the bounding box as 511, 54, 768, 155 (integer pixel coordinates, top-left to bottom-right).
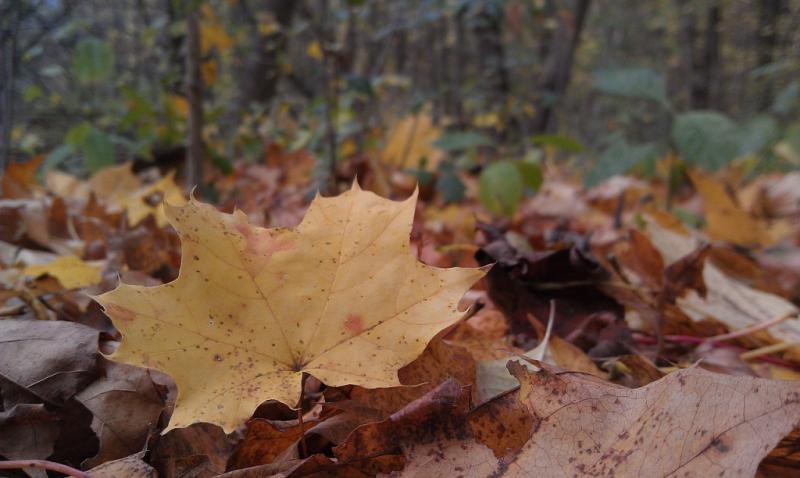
96, 184, 484, 432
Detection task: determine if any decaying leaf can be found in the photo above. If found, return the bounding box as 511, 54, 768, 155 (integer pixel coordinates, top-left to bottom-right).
96, 184, 485, 431
88, 452, 158, 478
76, 361, 174, 467
644, 215, 800, 355
393, 362, 800, 477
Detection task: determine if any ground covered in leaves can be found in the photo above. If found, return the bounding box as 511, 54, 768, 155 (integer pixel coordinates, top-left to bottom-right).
2, 151, 800, 477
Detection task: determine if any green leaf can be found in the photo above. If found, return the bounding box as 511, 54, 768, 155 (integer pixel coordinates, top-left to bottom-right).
593, 67, 669, 107
530, 134, 584, 152
672, 111, 739, 170
738, 114, 779, 156
585, 134, 659, 187
44, 144, 75, 171
516, 160, 543, 191
23, 85, 43, 103
479, 160, 523, 217
65, 123, 92, 146
82, 128, 115, 172
772, 80, 799, 115
436, 173, 465, 204
432, 131, 493, 152
72, 37, 114, 84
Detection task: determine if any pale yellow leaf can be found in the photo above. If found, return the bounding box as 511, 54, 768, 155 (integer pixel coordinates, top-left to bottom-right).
380, 113, 444, 169
24, 255, 102, 289
306, 40, 323, 60
122, 170, 187, 227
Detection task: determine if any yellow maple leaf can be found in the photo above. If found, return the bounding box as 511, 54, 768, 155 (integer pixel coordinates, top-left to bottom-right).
689, 170, 792, 247
122, 171, 187, 227
306, 40, 323, 60
24, 255, 102, 289
380, 113, 445, 169
96, 184, 485, 431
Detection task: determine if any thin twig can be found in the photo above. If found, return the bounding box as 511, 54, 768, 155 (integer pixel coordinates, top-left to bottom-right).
532, 280, 639, 291
705, 313, 795, 343
297, 372, 308, 458
0, 459, 93, 478
740, 342, 800, 361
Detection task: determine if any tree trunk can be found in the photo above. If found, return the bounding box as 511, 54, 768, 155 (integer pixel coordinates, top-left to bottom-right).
533, 0, 591, 133
185, 4, 203, 192
472, 3, 510, 107
0, 1, 21, 171
236, 0, 297, 111
700, 3, 721, 109
756, 0, 784, 109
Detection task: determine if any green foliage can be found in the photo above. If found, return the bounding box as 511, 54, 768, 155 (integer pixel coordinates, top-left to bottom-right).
672, 111, 740, 170
593, 67, 669, 107
432, 131, 493, 152
64, 123, 115, 173
738, 115, 780, 156
531, 134, 584, 153
772, 80, 799, 115
479, 160, 523, 217
516, 159, 543, 191
585, 134, 659, 186
435, 161, 466, 204
71, 37, 114, 84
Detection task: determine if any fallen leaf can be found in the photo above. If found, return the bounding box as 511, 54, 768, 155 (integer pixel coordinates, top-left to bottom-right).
689, 170, 791, 247
645, 216, 800, 357
76, 361, 174, 467
88, 452, 158, 478
380, 113, 444, 169
347, 335, 477, 416
394, 362, 800, 477
23, 255, 102, 289
333, 379, 470, 463
0, 404, 60, 464
0, 319, 100, 406
122, 171, 187, 227
150, 422, 236, 478
96, 184, 485, 431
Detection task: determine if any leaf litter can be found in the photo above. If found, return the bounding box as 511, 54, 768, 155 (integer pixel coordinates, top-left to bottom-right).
2, 150, 800, 477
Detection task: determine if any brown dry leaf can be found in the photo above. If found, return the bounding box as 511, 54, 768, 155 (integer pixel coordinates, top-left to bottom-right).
394, 362, 800, 477
45, 170, 91, 200
605, 354, 665, 388
467, 391, 534, 459
76, 361, 174, 467
689, 170, 791, 247
644, 215, 800, 357
0, 319, 100, 406
1, 155, 44, 199
150, 422, 236, 478
88, 452, 157, 478
96, 184, 485, 431
333, 379, 470, 463
0, 404, 60, 464
228, 418, 317, 470
88, 162, 142, 201
23, 255, 102, 289
347, 335, 477, 416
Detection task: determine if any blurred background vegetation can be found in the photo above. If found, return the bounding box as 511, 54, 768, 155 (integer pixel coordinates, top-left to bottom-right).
1, 0, 799, 208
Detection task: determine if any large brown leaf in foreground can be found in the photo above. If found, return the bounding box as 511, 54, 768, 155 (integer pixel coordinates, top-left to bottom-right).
96, 184, 484, 431
396, 362, 800, 477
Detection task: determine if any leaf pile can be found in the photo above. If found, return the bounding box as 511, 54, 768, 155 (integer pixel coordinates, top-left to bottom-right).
3, 151, 800, 477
